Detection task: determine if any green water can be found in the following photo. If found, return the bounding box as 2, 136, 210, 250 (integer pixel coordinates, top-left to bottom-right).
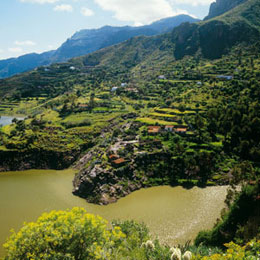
0, 169, 227, 256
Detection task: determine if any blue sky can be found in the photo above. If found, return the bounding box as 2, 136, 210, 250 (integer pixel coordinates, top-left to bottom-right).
0, 0, 213, 60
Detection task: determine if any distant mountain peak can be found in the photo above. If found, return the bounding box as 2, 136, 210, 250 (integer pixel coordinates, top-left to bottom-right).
205, 0, 248, 20
0, 14, 199, 79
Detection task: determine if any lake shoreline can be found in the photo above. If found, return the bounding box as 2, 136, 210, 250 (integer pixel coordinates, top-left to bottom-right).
0, 149, 81, 172
74, 177, 224, 206
0, 168, 228, 257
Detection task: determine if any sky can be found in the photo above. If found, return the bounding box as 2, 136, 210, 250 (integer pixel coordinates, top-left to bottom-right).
0, 0, 214, 60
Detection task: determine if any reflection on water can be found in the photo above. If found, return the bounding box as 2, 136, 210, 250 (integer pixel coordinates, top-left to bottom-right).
0, 116, 24, 127
0, 169, 228, 256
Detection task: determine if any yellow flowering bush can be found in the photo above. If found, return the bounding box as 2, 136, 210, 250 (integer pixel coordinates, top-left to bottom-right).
193, 240, 260, 260
3, 207, 126, 260
3, 209, 172, 260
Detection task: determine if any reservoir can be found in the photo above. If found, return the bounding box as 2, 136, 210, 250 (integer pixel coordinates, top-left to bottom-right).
0, 116, 24, 127
0, 169, 227, 256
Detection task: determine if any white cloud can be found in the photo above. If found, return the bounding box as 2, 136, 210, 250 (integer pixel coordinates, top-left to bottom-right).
0, 49, 3, 53
8, 47, 23, 53
20, 0, 60, 4
94, 0, 187, 25
54, 4, 73, 12
81, 7, 94, 16
169, 0, 213, 6
15, 40, 36, 46
47, 45, 55, 50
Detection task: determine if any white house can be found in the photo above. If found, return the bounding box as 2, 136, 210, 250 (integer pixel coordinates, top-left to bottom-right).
165, 125, 174, 132
158, 75, 166, 80
111, 87, 118, 92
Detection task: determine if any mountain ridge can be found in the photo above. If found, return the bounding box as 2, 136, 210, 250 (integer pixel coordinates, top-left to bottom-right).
0, 15, 199, 79
1, 0, 260, 99
75, 0, 260, 67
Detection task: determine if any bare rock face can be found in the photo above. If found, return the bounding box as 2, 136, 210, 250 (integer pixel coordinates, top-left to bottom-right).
205, 0, 247, 20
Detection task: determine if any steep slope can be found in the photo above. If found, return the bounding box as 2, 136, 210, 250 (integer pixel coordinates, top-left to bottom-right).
173, 0, 260, 59
0, 15, 198, 79
205, 0, 248, 20
53, 15, 198, 62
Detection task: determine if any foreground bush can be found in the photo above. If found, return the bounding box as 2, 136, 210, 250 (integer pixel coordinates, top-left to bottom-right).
194, 240, 260, 259
2, 208, 170, 260
3, 207, 126, 260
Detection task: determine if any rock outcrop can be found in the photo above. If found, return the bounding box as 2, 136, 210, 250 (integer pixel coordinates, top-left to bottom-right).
205, 0, 247, 20
0, 149, 81, 172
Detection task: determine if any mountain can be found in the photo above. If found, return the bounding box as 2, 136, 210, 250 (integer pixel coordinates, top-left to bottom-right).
76, 0, 260, 65
205, 0, 248, 20
1, 0, 259, 99
0, 51, 54, 79
0, 15, 199, 79
173, 0, 260, 59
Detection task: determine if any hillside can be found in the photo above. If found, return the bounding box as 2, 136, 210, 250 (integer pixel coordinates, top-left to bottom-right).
78, 0, 260, 63
0, 15, 198, 79
0, 0, 259, 188
205, 0, 248, 20
4, 0, 260, 96
1, 0, 259, 100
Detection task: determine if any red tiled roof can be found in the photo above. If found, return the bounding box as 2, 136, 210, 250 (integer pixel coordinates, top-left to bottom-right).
148, 126, 161, 133
148, 129, 160, 133
148, 126, 160, 130
109, 154, 118, 160
113, 158, 126, 164
176, 128, 187, 132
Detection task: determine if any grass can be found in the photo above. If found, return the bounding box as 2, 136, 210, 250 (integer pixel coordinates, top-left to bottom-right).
210, 141, 223, 147
178, 179, 199, 185
155, 108, 196, 115
37, 110, 61, 124
136, 117, 179, 126
149, 112, 180, 119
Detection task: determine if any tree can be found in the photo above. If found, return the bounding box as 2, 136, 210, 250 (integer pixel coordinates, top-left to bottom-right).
76, 89, 81, 97
88, 92, 95, 112
195, 115, 204, 142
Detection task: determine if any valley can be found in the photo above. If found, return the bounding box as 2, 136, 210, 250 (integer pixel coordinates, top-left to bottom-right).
0, 0, 259, 259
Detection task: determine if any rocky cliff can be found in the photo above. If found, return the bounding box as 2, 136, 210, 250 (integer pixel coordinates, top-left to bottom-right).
205, 0, 248, 20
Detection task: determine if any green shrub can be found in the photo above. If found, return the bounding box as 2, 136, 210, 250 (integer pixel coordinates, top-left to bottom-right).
3, 208, 125, 260
62, 119, 91, 129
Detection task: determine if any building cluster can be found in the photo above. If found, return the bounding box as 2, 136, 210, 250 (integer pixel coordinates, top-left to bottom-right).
111, 83, 139, 94
147, 125, 188, 135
